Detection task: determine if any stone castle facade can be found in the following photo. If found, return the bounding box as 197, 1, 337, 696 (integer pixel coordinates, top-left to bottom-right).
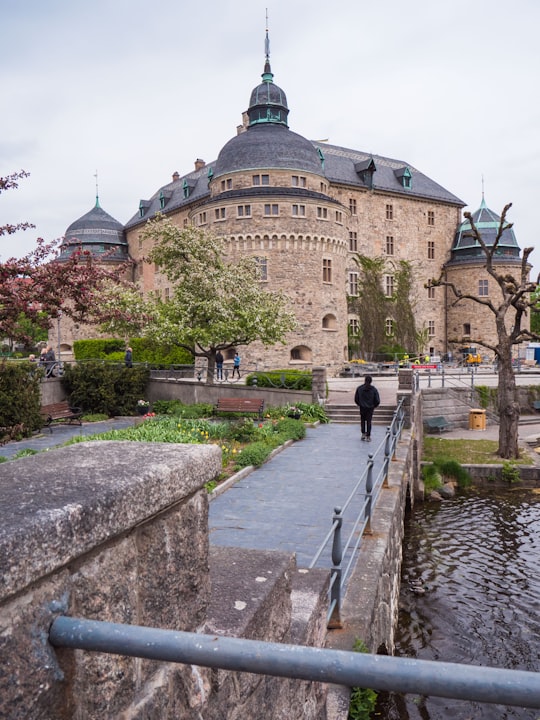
50, 37, 527, 370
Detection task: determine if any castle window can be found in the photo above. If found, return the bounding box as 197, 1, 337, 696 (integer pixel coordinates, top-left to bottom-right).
428, 240, 435, 260
385, 235, 394, 255
428, 210, 435, 226
335, 210, 343, 223
349, 232, 358, 252
386, 204, 393, 220
322, 314, 337, 330
237, 205, 251, 217
323, 258, 332, 283
428, 320, 435, 337
254, 256, 268, 281
253, 174, 269, 186
320, 181, 327, 193
385, 318, 394, 336
349, 318, 359, 336
164, 287, 170, 300
427, 283, 436, 299
317, 207, 328, 219
349, 198, 357, 215
479, 279, 489, 296
463, 323, 471, 336
221, 178, 233, 191
384, 275, 394, 297
292, 204, 306, 216
215, 207, 226, 220
198, 211, 207, 225
349, 272, 359, 296
138, 238, 143, 251
264, 203, 279, 216
291, 175, 306, 187
290, 345, 312, 362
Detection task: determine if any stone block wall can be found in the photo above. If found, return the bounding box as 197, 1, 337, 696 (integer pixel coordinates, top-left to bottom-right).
0, 440, 330, 719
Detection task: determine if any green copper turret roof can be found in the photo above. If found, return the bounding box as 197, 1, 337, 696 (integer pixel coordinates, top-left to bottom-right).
247, 29, 289, 128
449, 196, 520, 264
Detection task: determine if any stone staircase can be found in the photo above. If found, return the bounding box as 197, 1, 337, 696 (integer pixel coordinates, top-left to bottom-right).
325, 403, 396, 425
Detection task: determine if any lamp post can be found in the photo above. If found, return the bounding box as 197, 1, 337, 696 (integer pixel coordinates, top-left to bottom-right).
57, 311, 62, 369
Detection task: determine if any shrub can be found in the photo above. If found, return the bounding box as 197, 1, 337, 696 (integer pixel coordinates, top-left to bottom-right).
73, 338, 192, 365
228, 418, 260, 442
274, 417, 306, 441
0, 359, 42, 437
501, 461, 521, 484
421, 463, 443, 492
233, 442, 273, 468
62, 361, 150, 416
152, 399, 213, 418
245, 369, 312, 390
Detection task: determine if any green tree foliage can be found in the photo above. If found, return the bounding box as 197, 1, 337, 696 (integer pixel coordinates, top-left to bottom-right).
138, 218, 297, 382
62, 361, 150, 416
349, 256, 417, 359
0, 360, 42, 438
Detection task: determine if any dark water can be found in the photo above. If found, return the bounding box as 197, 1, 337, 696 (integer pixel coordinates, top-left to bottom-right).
374, 488, 540, 719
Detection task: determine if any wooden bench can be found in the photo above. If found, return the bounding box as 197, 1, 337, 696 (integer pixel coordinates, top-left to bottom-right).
40, 401, 83, 434
214, 397, 265, 420
533, 401, 540, 412
424, 416, 450, 434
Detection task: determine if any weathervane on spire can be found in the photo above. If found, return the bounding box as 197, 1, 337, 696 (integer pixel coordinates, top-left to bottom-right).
263, 8, 272, 77
94, 170, 100, 208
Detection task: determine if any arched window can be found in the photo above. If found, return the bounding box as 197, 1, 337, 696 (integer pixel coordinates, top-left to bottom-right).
322, 314, 337, 330
290, 345, 312, 363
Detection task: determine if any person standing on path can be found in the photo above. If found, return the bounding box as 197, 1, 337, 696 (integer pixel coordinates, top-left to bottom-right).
354, 375, 380, 441
124, 347, 133, 368
232, 352, 241, 378
215, 350, 224, 380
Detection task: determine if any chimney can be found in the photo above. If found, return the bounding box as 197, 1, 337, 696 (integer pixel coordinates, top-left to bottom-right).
172, 171, 180, 181
194, 159, 206, 171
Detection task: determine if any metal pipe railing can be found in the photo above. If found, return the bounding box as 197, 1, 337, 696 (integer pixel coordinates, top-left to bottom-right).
49, 616, 540, 709
309, 399, 405, 627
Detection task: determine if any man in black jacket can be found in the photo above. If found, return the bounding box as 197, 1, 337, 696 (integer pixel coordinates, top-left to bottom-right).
354, 375, 380, 442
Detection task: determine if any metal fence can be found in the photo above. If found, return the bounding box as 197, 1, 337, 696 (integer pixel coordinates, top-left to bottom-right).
309, 399, 406, 629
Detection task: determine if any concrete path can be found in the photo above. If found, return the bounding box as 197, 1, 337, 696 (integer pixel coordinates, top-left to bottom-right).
209, 422, 387, 569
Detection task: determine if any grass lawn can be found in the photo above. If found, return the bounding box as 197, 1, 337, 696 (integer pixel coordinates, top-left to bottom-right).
423, 437, 535, 465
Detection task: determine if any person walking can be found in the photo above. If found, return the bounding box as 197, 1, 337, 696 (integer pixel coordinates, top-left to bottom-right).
354, 375, 380, 442
124, 347, 133, 368
232, 352, 241, 378
215, 350, 224, 380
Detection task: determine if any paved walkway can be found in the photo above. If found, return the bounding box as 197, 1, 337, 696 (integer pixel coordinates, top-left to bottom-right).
209, 422, 387, 569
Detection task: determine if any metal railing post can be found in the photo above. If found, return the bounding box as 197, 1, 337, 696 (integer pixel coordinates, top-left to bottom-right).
364, 455, 374, 535
383, 427, 391, 487
442, 365, 445, 388
328, 507, 343, 629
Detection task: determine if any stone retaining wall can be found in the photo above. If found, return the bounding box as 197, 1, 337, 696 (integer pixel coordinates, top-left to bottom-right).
0, 442, 329, 719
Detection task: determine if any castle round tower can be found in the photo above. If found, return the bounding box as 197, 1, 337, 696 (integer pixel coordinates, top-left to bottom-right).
444, 196, 527, 358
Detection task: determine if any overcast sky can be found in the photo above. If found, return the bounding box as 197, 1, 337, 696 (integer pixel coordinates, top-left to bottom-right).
2, 0, 539, 274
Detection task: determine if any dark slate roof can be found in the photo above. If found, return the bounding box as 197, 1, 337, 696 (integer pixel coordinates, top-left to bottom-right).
125, 139, 464, 230
214, 124, 323, 178
60, 201, 129, 262
447, 196, 520, 265
312, 142, 464, 206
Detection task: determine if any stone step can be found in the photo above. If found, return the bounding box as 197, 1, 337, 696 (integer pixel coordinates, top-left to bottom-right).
325, 404, 396, 425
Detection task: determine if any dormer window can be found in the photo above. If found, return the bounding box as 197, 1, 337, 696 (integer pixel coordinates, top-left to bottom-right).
182, 179, 196, 199
159, 191, 172, 210
139, 200, 151, 218
394, 166, 412, 190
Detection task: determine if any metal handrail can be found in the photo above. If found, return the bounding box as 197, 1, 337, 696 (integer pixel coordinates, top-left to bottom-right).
49, 616, 540, 709
309, 399, 405, 627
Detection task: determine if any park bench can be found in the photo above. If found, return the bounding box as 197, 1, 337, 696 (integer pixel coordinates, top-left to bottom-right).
533, 401, 540, 412
214, 397, 265, 420
424, 416, 450, 434
40, 401, 83, 434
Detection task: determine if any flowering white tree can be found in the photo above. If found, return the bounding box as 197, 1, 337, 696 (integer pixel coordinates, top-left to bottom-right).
112, 217, 297, 383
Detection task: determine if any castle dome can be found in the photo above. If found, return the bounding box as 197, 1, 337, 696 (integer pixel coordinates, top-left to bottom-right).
213, 29, 322, 179
59, 198, 128, 262
449, 196, 520, 264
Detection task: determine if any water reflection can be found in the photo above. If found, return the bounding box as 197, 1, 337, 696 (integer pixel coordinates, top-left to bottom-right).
375, 488, 540, 719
